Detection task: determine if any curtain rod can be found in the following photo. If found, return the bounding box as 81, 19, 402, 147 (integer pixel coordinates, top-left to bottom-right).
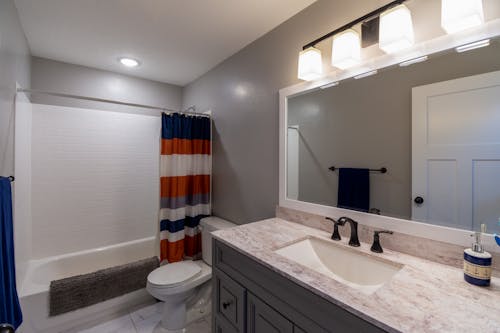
16, 88, 210, 118
302, 0, 407, 50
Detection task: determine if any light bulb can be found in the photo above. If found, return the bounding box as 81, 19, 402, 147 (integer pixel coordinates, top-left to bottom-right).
297, 47, 323, 81
331, 29, 361, 70
379, 4, 415, 54
441, 0, 484, 34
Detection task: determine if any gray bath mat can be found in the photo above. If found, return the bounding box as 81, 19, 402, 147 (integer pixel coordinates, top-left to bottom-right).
49, 256, 159, 316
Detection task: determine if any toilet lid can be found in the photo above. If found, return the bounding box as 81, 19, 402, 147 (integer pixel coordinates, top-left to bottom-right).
148, 261, 201, 287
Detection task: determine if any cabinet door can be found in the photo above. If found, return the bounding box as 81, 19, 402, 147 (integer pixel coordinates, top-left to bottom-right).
215, 316, 239, 333
247, 293, 293, 333
214, 269, 246, 332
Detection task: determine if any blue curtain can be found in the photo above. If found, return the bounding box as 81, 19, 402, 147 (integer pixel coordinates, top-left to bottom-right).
0, 177, 22, 329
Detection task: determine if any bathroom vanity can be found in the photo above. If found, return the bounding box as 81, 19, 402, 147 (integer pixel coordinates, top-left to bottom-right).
212, 219, 500, 333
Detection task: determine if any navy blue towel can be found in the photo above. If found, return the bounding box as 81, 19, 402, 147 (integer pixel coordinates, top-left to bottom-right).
0, 177, 23, 329
337, 168, 370, 213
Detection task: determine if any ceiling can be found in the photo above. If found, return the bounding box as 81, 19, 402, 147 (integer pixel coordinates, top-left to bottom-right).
15, 0, 317, 86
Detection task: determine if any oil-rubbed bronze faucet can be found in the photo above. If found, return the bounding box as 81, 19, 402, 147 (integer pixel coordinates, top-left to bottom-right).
325, 216, 360, 247
325, 217, 342, 241
338, 217, 360, 247
370, 230, 394, 253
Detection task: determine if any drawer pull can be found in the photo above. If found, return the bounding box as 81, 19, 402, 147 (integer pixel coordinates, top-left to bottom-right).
222, 300, 233, 309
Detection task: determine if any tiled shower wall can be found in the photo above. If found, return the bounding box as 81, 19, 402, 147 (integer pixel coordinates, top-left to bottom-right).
30, 104, 160, 258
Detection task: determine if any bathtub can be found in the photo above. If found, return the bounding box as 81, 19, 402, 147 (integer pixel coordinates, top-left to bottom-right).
18, 237, 157, 333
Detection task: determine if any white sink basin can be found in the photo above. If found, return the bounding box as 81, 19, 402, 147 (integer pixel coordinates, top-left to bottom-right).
275, 237, 403, 294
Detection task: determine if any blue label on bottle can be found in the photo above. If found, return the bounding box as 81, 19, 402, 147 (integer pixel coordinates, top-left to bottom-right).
463, 252, 492, 266
464, 274, 490, 286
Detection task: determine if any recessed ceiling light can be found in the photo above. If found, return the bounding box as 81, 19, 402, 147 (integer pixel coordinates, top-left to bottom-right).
119, 57, 140, 68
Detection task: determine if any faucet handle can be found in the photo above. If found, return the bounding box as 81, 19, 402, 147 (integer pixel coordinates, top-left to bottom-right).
371, 230, 393, 253
325, 217, 342, 241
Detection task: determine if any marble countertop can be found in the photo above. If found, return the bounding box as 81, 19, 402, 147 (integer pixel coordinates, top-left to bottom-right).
212, 218, 500, 333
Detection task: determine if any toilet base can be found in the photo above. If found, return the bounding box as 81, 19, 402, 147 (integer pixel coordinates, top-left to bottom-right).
154, 281, 212, 331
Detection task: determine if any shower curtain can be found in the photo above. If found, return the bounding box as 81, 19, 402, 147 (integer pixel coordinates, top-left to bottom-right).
0, 177, 22, 329
159, 113, 211, 264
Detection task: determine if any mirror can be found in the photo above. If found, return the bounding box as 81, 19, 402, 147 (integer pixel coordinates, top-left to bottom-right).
286, 40, 500, 233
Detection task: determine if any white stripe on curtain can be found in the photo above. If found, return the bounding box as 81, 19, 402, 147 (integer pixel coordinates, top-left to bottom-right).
160, 155, 211, 177
160, 229, 185, 242
159, 203, 211, 221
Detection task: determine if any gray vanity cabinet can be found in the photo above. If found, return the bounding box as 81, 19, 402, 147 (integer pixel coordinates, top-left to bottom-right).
247, 293, 293, 333
213, 239, 388, 333
215, 316, 239, 333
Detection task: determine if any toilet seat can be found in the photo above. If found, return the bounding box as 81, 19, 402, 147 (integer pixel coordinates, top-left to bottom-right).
148, 261, 201, 288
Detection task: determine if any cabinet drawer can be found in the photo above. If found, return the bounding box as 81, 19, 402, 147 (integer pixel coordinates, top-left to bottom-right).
214, 269, 246, 332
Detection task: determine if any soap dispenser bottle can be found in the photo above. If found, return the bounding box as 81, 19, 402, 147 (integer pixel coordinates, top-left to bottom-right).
464, 224, 492, 286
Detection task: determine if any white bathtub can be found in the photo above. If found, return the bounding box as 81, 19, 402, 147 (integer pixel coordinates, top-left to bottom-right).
18, 237, 158, 333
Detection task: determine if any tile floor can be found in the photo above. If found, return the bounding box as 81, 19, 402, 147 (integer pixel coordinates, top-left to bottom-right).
77, 302, 211, 333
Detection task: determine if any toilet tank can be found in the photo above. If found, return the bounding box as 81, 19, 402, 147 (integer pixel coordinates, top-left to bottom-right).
200, 217, 236, 266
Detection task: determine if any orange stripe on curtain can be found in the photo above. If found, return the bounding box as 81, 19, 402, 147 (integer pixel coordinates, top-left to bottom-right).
160, 239, 185, 263
162, 138, 211, 155
160, 175, 210, 198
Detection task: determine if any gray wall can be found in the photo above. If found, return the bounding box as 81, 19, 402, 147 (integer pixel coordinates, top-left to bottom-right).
0, 0, 31, 177
289, 43, 500, 220
31, 57, 183, 114
182, 0, 397, 224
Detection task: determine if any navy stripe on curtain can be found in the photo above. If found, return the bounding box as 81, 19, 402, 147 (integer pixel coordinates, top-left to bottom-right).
160, 215, 210, 233
161, 113, 211, 140
0, 177, 22, 329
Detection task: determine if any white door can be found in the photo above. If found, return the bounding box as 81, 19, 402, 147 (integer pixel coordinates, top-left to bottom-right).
412, 70, 500, 231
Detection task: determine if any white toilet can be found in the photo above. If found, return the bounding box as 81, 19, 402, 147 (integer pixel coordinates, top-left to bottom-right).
147, 216, 235, 332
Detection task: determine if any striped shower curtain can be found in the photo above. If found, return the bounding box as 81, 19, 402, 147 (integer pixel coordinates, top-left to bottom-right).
159, 113, 211, 264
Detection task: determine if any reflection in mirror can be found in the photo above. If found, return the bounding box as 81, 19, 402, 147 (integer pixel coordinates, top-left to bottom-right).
287, 40, 500, 232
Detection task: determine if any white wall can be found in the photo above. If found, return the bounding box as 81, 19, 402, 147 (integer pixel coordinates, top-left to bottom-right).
0, 0, 31, 177
31, 103, 160, 258
31, 57, 183, 115
14, 90, 32, 287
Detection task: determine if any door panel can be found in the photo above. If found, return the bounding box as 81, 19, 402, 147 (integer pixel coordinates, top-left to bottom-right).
412, 70, 500, 230
426, 159, 458, 226
473, 160, 500, 231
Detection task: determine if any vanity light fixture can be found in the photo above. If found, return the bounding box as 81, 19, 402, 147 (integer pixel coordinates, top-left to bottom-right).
118, 57, 140, 68
331, 29, 361, 70
399, 55, 428, 67
320, 81, 339, 89
379, 4, 415, 54
297, 0, 408, 80
455, 39, 490, 53
297, 47, 323, 81
441, 0, 484, 34
354, 70, 378, 80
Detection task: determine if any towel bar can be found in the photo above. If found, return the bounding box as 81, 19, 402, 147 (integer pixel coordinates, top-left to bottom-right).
328, 166, 387, 173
